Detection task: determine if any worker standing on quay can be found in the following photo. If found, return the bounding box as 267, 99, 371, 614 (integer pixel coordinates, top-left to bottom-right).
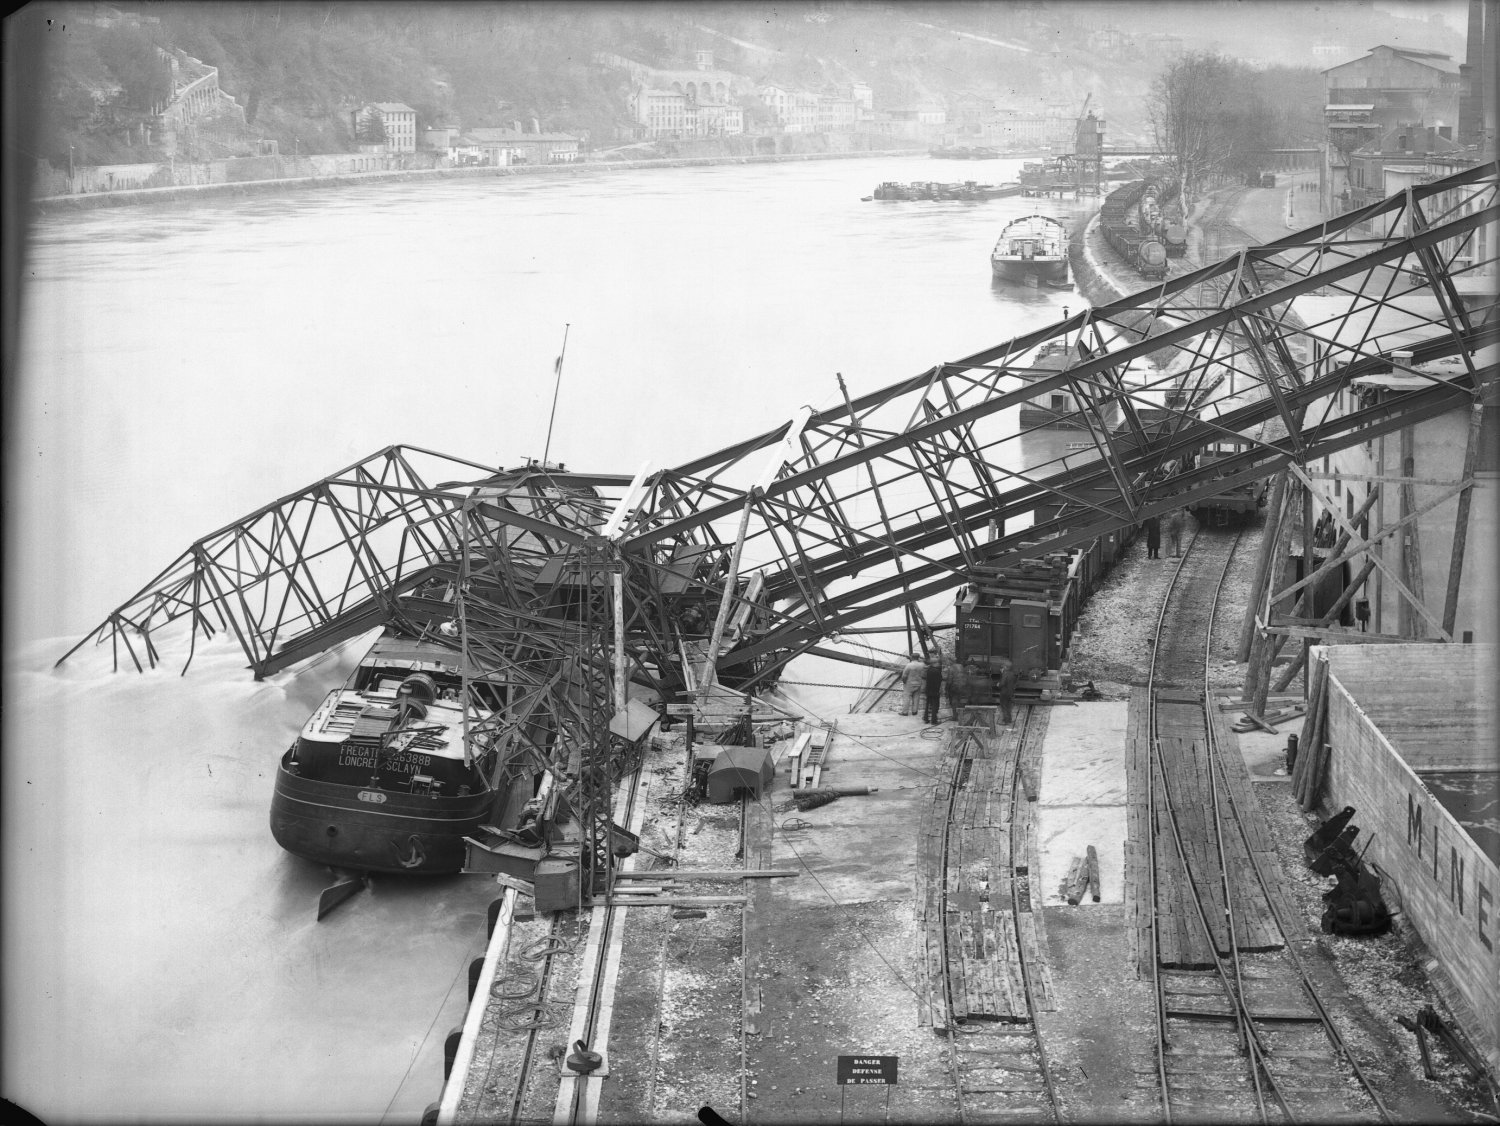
923, 654, 944, 725
1143, 513, 1161, 559
1166, 508, 1185, 557
944, 659, 969, 722
995, 657, 1018, 724
900, 652, 926, 716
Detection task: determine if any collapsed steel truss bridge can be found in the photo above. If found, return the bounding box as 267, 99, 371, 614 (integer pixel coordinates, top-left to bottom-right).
62, 163, 1497, 770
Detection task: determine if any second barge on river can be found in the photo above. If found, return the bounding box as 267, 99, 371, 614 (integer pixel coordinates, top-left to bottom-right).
991, 214, 1071, 287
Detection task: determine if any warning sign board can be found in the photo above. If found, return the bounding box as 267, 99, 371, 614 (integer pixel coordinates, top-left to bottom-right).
836, 1055, 898, 1085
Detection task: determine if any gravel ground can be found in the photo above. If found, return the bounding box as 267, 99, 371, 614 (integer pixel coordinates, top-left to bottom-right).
1066, 517, 1269, 699
1060, 510, 1494, 1120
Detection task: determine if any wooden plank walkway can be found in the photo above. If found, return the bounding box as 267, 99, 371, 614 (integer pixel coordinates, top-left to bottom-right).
915, 712, 1053, 1027
1126, 690, 1286, 975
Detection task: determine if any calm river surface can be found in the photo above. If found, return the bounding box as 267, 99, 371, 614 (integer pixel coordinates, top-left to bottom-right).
4, 155, 1078, 1123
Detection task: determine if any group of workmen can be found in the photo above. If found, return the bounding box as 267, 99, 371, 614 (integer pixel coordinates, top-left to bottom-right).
1141, 508, 1188, 560
899, 651, 1017, 726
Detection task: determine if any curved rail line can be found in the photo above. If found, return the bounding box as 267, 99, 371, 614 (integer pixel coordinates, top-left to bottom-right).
1144, 527, 1391, 1123
938, 709, 1064, 1125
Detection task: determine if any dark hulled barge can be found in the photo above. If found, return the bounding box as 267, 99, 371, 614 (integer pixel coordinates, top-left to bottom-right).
270, 634, 505, 875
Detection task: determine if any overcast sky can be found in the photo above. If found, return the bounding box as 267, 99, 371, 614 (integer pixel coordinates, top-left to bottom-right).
1372, 0, 1469, 34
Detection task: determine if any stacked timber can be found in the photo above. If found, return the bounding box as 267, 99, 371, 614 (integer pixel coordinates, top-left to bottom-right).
972, 554, 1070, 599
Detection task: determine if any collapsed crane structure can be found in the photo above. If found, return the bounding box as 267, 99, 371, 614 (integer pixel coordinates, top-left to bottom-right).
60, 161, 1497, 905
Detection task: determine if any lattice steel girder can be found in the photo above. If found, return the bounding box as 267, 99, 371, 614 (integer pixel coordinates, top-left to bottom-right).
64, 163, 1496, 694
618, 176, 1495, 563
716, 354, 1492, 683
61, 449, 635, 676
604, 165, 1495, 683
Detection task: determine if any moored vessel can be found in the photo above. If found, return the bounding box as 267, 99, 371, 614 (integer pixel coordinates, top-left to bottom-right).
270, 633, 505, 876
991, 214, 1071, 287
870, 180, 1021, 201
1015, 341, 1118, 429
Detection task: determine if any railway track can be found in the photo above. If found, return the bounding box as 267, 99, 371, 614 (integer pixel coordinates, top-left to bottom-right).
551, 767, 652, 1126
929, 710, 1063, 1125
1199, 187, 1256, 263
1143, 528, 1391, 1123
457, 765, 649, 1126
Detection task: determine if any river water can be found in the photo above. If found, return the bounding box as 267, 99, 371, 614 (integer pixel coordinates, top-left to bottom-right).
4, 154, 1078, 1123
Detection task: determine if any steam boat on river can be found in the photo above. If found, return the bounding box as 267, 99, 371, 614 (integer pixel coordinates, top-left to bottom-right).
991, 214, 1071, 287
270, 634, 504, 875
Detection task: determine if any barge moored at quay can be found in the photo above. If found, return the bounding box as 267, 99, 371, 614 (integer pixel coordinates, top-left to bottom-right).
269, 633, 506, 878
991, 213, 1071, 286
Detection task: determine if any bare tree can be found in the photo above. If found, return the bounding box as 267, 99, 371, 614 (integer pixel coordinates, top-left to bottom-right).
1148, 51, 1265, 208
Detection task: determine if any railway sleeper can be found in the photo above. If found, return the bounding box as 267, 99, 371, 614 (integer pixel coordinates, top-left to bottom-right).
958, 1107, 1053, 1121
1269, 1073, 1355, 1092
1166, 1076, 1253, 1091
959, 1061, 1041, 1076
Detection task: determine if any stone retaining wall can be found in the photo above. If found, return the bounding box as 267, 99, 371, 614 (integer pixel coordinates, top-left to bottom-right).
33, 147, 925, 213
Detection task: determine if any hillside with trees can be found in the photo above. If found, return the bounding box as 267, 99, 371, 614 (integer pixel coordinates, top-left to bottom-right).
33, 0, 1459, 168
1148, 52, 1328, 202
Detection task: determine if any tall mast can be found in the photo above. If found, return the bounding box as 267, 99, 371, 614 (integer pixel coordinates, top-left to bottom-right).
541, 323, 570, 469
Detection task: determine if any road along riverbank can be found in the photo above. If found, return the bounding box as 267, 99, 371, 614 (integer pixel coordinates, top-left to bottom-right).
31, 148, 926, 214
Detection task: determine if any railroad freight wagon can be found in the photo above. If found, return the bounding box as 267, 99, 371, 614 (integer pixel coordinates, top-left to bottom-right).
954, 524, 1136, 692
1099, 177, 1176, 280
1188, 438, 1269, 525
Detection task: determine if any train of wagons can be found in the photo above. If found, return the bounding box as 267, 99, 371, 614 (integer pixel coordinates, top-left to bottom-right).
954, 438, 1267, 692
1099, 177, 1188, 279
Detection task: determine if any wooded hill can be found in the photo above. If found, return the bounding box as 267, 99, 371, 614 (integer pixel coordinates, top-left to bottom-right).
33, 0, 1458, 168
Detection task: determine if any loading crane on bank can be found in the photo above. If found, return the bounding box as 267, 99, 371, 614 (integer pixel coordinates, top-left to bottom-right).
61, 161, 1498, 906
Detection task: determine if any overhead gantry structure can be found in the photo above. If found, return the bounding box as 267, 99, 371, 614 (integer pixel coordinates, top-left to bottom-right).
64, 162, 1496, 707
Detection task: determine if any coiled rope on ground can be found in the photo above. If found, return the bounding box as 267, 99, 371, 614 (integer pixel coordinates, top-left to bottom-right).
490, 934, 579, 1032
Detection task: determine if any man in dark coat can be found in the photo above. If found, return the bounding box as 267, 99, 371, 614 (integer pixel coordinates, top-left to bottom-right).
923, 656, 944, 725
1143, 514, 1161, 559
994, 657, 1018, 724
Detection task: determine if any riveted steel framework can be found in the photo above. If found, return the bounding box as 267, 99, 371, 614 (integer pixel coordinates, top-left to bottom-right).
65, 162, 1497, 725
